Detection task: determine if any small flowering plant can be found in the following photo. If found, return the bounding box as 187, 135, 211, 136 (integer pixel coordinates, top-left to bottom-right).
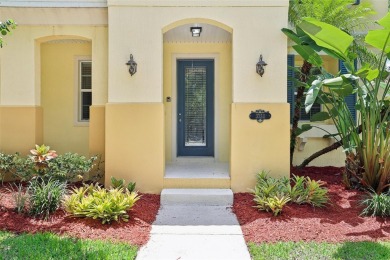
30, 144, 58, 172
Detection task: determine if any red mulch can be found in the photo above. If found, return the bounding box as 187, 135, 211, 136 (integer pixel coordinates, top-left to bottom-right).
2, 167, 390, 245
0, 187, 160, 246
233, 166, 390, 243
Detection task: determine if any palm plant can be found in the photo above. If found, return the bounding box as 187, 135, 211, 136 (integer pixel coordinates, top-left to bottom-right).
284, 12, 390, 194
288, 0, 375, 165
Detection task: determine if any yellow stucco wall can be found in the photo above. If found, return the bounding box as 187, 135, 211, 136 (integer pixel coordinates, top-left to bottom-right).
89, 105, 106, 181
231, 103, 290, 192
41, 42, 91, 155
108, 5, 288, 103
163, 43, 232, 162
0, 106, 43, 155
105, 103, 164, 193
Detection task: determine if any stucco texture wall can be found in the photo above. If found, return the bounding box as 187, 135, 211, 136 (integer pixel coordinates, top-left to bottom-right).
41, 42, 91, 156
108, 6, 288, 103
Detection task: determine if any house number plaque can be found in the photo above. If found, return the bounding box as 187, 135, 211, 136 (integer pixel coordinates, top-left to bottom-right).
249, 109, 271, 123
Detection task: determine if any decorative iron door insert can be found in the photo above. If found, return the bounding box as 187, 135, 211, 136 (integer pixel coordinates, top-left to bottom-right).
177, 60, 214, 156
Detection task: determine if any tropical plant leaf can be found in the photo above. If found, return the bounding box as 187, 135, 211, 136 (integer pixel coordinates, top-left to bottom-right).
310, 112, 330, 122
292, 45, 323, 67
295, 124, 312, 136
281, 28, 303, 45
305, 79, 322, 113
299, 18, 353, 59
356, 65, 379, 81
378, 12, 390, 29
365, 29, 390, 54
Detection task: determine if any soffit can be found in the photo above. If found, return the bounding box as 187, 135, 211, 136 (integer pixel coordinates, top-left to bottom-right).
0, 0, 107, 7
164, 23, 231, 43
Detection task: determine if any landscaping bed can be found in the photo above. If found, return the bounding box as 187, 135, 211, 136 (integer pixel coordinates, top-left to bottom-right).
234, 166, 390, 243
1, 166, 390, 246
0, 187, 160, 246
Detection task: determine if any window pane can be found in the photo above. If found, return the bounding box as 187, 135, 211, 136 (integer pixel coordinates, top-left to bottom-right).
81, 62, 91, 75
184, 66, 207, 147
81, 92, 92, 121
81, 76, 91, 89
81, 62, 92, 90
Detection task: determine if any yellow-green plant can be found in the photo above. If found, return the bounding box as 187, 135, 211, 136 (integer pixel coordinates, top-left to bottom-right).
251, 171, 329, 216
253, 193, 291, 216
63, 183, 140, 224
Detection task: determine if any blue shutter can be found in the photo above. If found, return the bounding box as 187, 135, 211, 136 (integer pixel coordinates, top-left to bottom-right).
338, 60, 357, 122
287, 54, 295, 123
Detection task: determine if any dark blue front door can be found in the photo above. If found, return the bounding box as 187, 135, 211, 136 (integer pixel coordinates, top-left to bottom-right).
177, 60, 214, 156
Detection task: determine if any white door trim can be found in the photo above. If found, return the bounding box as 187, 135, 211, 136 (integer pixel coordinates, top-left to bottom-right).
171, 53, 220, 161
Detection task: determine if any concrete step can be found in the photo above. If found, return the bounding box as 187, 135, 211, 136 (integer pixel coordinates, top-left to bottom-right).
160, 188, 233, 206
163, 177, 231, 189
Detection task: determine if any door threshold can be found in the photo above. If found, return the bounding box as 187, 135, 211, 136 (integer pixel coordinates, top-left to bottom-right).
174, 157, 215, 163
165, 161, 229, 179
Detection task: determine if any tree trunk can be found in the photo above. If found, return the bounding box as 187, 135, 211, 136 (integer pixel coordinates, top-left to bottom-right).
298, 140, 342, 169
298, 125, 363, 168
290, 60, 312, 166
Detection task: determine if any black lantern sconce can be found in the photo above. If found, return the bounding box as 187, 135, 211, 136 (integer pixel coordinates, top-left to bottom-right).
126, 54, 137, 76
256, 55, 267, 77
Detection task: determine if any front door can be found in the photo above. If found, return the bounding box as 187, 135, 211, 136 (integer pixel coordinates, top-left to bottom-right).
177, 59, 214, 156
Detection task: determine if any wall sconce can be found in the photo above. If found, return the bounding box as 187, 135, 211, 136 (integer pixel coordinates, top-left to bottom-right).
256, 55, 267, 77
126, 54, 137, 76
190, 27, 202, 37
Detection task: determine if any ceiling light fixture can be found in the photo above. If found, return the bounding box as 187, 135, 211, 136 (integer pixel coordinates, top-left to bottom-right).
190, 27, 202, 37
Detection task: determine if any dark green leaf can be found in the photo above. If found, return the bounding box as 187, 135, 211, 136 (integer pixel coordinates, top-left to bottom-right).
310, 112, 330, 122
281, 28, 302, 45
292, 45, 323, 67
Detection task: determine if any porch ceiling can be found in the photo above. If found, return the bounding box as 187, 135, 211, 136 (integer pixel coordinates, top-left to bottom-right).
163, 23, 232, 43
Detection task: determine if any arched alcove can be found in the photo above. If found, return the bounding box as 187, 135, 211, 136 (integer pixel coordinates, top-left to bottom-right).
37, 35, 92, 156
163, 19, 233, 181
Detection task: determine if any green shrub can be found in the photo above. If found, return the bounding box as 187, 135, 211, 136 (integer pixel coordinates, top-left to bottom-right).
63, 183, 140, 224
304, 177, 329, 207
251, 171, 329, 216
0, 152, 17, 183
110, 176, 124, 189
253, 193, 291, 216
127, 182, 136, 193
0, 153, 34, 182
110, 177, 137, 193
28, 177, 67, 220
286, 175, 307, 204
7, 183, 28, 213
361, 190, 390, 217
46, 153, 96, 182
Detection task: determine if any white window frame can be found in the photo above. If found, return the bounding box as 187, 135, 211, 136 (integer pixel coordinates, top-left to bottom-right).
74, 56, 92, 126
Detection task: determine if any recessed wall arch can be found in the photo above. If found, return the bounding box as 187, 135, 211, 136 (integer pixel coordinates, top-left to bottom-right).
38, 34, 92, 155
163, 18, 233, 163
162, 18, 233, 34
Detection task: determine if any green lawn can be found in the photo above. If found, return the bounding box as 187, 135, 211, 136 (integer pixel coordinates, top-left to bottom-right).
249, 241, 390, 260
0, 231, 138, 260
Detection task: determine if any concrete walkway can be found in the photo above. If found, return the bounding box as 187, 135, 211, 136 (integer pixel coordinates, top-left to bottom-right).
136, 190, 251, 260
